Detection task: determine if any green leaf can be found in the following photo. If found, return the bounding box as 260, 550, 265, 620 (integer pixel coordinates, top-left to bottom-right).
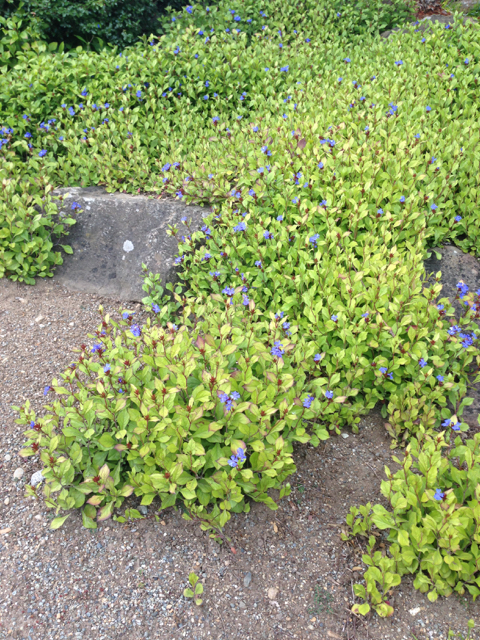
50, 514, 70, 530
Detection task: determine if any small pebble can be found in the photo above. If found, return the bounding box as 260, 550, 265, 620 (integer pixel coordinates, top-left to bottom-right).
138, 505, 148, 516
244, 571, 252, 588
267, 587, 278, 600
13, 468, 24, 480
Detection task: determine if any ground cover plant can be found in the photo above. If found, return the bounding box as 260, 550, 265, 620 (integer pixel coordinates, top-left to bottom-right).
4, 0, 480, 620
0, 0, 193, 50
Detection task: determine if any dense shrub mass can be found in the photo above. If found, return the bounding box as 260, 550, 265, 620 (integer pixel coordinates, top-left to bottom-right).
0, 0, 192, 49
7, 0, 480, 617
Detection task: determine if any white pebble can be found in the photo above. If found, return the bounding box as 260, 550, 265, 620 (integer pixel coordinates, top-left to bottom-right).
30, 470, 44, 487
13, 468, 24, 480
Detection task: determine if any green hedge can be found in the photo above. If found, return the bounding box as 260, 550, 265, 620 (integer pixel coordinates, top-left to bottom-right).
0, 0, 195, 49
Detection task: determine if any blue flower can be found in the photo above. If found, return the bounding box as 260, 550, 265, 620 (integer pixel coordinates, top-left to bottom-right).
433, 489, 444, 501
152, 304, 160, 313
426, 106, 432, 112
103, 364, 111, 373
318, 161, 324, 169
186, 5, 193, 13
43, 386, 50, 396
314, 353, 322, 363
71, 202, 81, 211
419, 358, 427, 368
271, 341, 285, 358
255, 260, 262, 268
303, 395, 314, 409
448, 325, 460, 335
228, 455, 239, 468
309, 234, 320, 247
436, 375, 444, 382
395, 60, 403, 66
399, 195, 405, 203
431, 203, 438, 211
331, 315, 338, 322
377, 208, 383, 215
38, 149, 47, 158
130, 324, 141, 337
222, 286, 235, 297
242, 295, 249, 306
263, 230, 274, 240
344, 58, 351, 63
325, 390, 333, 399
454, 215, 462, 222
236, 447, 246, 461
234, 221, 246, 232
456, 282, 469, 298
91, 343, 103, 353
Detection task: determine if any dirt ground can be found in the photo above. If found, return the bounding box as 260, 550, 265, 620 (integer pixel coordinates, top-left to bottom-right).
1, 277, 479, 640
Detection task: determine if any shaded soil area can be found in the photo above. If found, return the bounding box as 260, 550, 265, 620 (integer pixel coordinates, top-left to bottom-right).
1, 277, 479, 640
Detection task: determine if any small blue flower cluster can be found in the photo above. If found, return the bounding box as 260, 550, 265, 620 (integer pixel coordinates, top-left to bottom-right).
219, 390, 240, 413
228, 447, 246, 468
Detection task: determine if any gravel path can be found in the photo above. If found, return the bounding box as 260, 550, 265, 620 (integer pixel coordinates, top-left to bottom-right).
1, 277, 479, 640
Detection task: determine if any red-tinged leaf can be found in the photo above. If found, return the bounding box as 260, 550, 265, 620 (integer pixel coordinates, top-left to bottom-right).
97, 501, 114, 522
119, 484, 134, 497
86, 495, 103, 506
297, 138, 307, 150
204, 334, 216, 347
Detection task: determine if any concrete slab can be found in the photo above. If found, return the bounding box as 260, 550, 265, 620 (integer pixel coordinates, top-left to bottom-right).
51, 188, 210, 302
